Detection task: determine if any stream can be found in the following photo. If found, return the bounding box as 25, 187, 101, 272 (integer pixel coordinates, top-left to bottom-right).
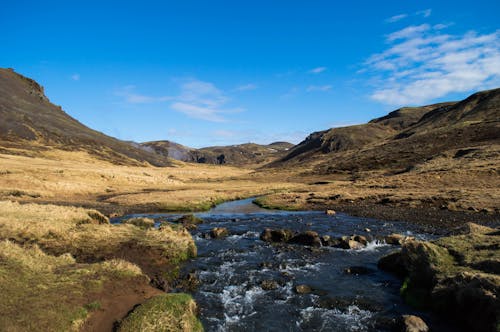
121, 198, 458, 332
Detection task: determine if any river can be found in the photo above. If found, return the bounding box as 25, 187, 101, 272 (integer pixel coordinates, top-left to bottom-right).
121, 198, 458, 332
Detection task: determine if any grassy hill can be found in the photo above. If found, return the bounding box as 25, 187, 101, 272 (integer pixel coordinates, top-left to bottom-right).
0, 68, 170, 166
272, 89, 500, 174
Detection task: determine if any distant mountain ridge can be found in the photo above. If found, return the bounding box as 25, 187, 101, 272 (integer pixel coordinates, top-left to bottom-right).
141, 140, 293, 165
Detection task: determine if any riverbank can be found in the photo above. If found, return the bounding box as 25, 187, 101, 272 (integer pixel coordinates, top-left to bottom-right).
0, 201, 201, 331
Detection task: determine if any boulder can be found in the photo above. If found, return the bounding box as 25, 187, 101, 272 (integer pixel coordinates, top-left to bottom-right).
400, 241, 453, 289
378, 251, 407, 278
288, 231, 322, 247
353, 235, 368, 245
295, 284, 312, 294
431, 272, 500, 332
209, 227, 229, 239
386, 233, 414, 245
260, 280, 279, 290
398, 315, 429, 332
336, 236, 365, 250
260, 228, 294, 243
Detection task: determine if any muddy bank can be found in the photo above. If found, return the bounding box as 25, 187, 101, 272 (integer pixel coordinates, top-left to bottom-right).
254, 197, 500, 235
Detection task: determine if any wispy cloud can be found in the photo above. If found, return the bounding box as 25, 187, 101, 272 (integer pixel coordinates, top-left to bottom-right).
306, 85, 332, 92
387, 24, 430, 41
115, 85, 172, 104
71, 73, 80, 81
172, 79, 243, 122
308, 67, 327, 74
116, 79, 243, 122
385, 14, 408, 23
416, 9, 432, 18
234, 83, 258, 91
365, 24, 500, 105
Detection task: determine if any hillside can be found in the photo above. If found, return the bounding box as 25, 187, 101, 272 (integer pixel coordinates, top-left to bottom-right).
0, 68, 170, 166
273, 89, 500, 174
142, 140, 293, 166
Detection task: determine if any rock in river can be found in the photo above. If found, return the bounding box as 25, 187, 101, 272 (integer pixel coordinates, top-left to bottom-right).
288, 231, 322, 247
260, 228, 294, 243
398, 315, 429, 332
295, 284, 312, 294
210, 227, 229, 239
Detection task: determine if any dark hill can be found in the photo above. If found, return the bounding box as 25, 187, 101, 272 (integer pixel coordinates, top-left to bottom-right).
0, 68, 170, 166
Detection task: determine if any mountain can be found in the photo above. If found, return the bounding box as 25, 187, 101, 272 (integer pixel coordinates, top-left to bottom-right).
273, 89, 500, 174
0, 68, 170, 166
141, 140, 294, 166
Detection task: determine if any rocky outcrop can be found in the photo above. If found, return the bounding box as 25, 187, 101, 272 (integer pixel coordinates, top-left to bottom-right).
378, 223, 500, 332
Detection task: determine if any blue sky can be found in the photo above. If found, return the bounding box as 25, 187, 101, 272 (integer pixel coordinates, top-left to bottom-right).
1, 1, 499, 147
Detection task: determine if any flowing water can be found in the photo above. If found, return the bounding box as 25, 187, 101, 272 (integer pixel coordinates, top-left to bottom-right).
120, 198, 458, 332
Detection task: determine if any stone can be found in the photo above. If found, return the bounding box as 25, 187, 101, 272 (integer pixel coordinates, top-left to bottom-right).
260, 280, 278, 290
336, 236, 365, 250
353, 235, 368, 245
260, 228, 294, 243
295, 284, 312, 294
378, 251, 407, 278
385, 233, 414, 245
210, 227, 229, 239
288, 231, 322, 247
398, 315, 429, 332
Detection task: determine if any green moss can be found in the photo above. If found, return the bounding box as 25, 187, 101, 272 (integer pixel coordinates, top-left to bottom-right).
84, 301, 101, 311
118, 293, 203, 332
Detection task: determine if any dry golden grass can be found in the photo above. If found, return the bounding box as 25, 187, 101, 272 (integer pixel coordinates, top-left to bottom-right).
0, 200, 196, 274
0, 149, 295, 212
254, 144, 500, 213
0, 240, 148, 332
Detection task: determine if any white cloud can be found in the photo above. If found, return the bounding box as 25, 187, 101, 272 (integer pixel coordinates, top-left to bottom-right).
385, 14, 408, 23
71, 74, 80, 81
365, 24, 500, 105
115, 85, 172, 104
387, 24, 430, 41
171, 102, 229, 122
308, 67, 327, 74
234, 83, 258, 91
116, 79, 244, 122
416, 9, 432, 18
306, 85, 332, 92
